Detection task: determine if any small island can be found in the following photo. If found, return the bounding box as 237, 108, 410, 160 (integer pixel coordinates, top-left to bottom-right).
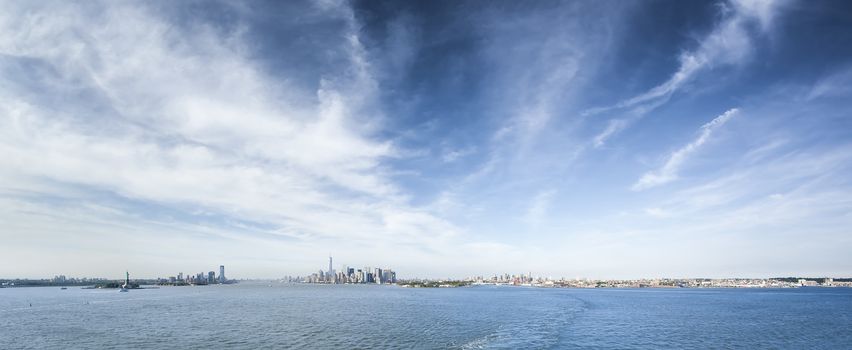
87, 281, 141, 289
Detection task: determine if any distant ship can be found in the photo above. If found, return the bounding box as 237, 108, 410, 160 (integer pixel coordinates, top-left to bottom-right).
120, 271, 130, 292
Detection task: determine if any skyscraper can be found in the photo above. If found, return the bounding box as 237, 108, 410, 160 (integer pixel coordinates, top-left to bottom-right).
219, 265, 225, 284
328, 256, 333, 275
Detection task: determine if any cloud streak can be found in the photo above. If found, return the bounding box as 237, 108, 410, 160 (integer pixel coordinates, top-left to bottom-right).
524, 190, 557, 227
590, 0, 784, 147
632, 108, 739, 191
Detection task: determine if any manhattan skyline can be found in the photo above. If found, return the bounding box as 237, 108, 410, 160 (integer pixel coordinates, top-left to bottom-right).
2, 0, 852, 279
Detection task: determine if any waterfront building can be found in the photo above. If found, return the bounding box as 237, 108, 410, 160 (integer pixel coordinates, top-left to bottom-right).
799, 279, 819, 287
219, 265, 225, 284
382, 270, 396, 284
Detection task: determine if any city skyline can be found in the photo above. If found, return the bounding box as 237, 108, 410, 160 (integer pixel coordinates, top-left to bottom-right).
2, 0, 852, 279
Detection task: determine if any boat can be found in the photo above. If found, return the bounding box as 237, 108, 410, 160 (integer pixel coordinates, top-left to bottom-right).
60, 287, 67, 290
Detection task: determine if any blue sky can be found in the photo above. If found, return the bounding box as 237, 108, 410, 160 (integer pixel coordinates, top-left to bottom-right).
1, 0, 851, 279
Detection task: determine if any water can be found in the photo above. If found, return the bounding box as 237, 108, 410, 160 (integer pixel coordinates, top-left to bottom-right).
1, 283, 850, 349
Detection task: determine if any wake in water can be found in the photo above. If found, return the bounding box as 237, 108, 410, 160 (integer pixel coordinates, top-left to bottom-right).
455, 288, 586, 349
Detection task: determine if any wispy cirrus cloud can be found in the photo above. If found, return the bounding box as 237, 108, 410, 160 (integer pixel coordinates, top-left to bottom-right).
590, 0, 786, 147
441, 147, 476, 163
0, 0, 465, 276
524, 189, 557, 227
806, 68, 852, 101
632, 108, 739, 191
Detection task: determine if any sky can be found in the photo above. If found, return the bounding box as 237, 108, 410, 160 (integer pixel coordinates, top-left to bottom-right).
2, 0, 852, 279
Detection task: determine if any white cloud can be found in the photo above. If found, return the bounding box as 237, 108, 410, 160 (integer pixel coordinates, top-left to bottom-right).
806, 68, 852, 101
2, 0, 848, 280
524, 190, 557, 227
632, 108, 739, 191
646, 147, 852, 241
644, 207, 672, 218
731, 0, 786, 31
0, 1, 465, 276
593, 119, 629, 148
590, 0, 783, 147
441, 147, 476, 163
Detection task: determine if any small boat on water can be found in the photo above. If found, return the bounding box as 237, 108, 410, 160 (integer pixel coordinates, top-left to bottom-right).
60, 287, 67, 290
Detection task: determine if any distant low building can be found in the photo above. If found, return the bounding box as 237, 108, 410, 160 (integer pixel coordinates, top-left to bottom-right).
798, 279, 819, 287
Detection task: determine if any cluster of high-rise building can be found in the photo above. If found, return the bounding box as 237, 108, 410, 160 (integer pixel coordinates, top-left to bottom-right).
157, 265, 230, 286
0, 276, 108, 287
50, 275, 106, 284
300, 256, 396, 284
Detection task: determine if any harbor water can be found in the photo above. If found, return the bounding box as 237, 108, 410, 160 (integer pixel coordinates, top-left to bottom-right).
1, 283, 850, 349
